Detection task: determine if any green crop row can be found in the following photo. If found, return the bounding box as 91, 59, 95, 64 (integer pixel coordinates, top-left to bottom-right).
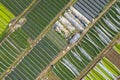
0, 3, 15, 40
113, 43, 120, 54
84, 57, 120, 80
0, 0, 32, 16
5, 29, 67, 80
0, 29, 29, 75
52, 1, 120, 80
22, 0, 71, 39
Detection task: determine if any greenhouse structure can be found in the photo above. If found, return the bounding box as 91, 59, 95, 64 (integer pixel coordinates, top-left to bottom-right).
0, 0, 120, 80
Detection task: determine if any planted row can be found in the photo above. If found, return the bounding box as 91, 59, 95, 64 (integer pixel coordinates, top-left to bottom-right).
0, 0, 32, 16
74, 0, 110, 21
84, 57, 120, 80
53, 6, 90, 44
5, 29, 67, 80
52, 45, 92, 80
113, 43, 120, 54
0, 29, 29, 75
0, 3, 15, 40
22, 0, 71, 39
52, 1, 120, 79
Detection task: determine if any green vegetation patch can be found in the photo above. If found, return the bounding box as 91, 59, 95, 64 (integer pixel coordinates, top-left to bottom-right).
113, 43, 120, 54
0, 3, 15, 40
0, 29, 29, 75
